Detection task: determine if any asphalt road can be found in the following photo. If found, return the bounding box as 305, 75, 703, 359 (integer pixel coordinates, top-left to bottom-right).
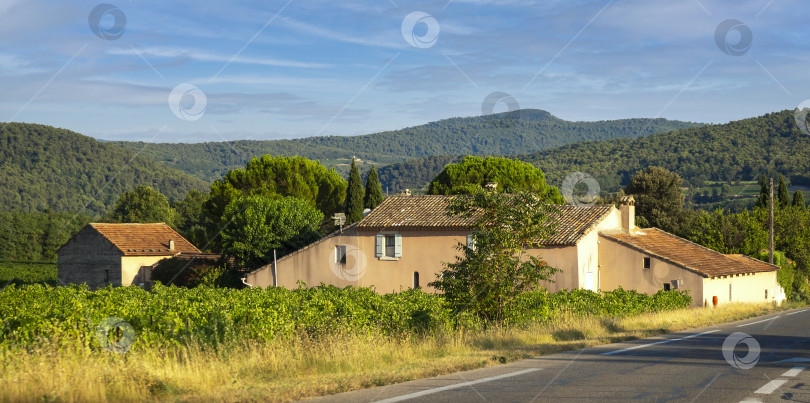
309, 307, 810, 403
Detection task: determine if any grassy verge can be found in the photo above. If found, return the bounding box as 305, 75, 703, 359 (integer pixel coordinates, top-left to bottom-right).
0, 302, 800, 402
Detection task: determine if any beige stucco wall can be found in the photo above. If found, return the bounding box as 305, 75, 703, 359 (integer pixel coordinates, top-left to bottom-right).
701, 271, 782, 306
58, 226, 122, 288
121, 256, 168, 286
598, 235, 706, 305
246, 227, 470, 293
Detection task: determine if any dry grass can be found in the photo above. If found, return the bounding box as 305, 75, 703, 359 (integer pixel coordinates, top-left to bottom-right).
0, 302, 797, 402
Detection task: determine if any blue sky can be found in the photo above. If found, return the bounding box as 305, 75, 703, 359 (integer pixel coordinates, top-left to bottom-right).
1, 0, 808, 142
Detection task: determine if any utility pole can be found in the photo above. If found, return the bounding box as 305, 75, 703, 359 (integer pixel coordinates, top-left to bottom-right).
769, 177, 774, 265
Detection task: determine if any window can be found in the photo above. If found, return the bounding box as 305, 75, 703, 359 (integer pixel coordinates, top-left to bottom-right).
663, 283, 671, 291
413, 272, 420, 288
643, 257, 651, 269
335, 245, 347, 264
385, 235, 396, 257
670, 280, 679, 290
729, 284, 733, 301
376, 233, 402, 258
765, 289, 768, 299
466, 234, 476, 250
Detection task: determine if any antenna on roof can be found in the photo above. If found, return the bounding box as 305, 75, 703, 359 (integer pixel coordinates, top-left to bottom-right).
333, 213, 346, 233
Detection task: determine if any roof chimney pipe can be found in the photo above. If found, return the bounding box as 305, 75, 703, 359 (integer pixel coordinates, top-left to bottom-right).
169, 239, 175, 251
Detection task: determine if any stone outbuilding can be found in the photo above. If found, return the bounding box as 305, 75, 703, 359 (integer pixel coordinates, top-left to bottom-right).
57, 223, 200, 288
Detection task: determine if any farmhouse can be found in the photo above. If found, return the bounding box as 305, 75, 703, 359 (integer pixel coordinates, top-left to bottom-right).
245, 195, 785, 306
57, 223, 200, 288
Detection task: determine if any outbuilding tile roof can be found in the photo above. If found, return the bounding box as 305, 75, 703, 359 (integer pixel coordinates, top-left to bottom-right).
357, 195, 615, 246
600, 228, 778, 278
90, 223, 201, 256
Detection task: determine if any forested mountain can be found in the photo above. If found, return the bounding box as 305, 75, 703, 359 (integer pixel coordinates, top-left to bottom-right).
523, 110, 808, 193
113, 110, 701, 182
371, 110, 810, 200
0, 123, 207, 214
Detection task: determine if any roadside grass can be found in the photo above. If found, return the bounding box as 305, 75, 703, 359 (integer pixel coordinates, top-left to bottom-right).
0, 302, 801, 402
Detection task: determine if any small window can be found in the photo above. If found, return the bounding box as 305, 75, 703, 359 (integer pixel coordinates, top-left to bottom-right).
643, 257, 651, 269
663, 283, 671, 291
385, 235, 396, 257
466, 234, 476, 251
729, 284, 733, 301
413, 272, 420, 288
376, 233, 402, 258
765, 289, 768, 299
335, 245, 347, 264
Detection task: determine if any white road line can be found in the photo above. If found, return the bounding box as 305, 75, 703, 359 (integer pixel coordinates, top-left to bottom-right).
782, 366, 806, 377
601, 330, 719, 356
785, 308, 809, 316
737, 317, 780, 327
755, 379, 788, 394
740, 398, 763, 403
373, 368, 542, 403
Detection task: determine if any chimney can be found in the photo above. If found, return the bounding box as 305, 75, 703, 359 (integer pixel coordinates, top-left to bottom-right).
400, 188, 412, 196
620, 196, 635, 232
169, 239, 175, 251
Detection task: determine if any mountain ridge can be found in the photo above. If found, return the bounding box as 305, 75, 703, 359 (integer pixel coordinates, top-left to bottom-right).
112, 109, 702, 182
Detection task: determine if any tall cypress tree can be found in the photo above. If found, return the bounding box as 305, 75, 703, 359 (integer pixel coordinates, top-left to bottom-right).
778, 174, 790, 207
756, 174, 769, 209
345, 159, 365, 223
793, 190, 806, 210
363, 166, 385, 209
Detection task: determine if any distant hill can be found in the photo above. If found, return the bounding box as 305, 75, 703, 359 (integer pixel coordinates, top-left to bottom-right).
113, 110, 701, 182
523, 109, 809, 194
0, 123, 208, 214
371, 110, 810, 202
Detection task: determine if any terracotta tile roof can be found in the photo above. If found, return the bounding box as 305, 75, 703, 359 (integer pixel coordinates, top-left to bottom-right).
90, 223, 201, 256
600, 228, 779, 278
356, 195, 615, 246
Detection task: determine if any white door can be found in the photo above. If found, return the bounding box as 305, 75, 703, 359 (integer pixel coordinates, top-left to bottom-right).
584, 272, 595, 291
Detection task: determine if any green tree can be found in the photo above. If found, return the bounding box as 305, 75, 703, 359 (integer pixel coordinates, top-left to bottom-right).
756, 174, 770, 209
105, 185, 177, 226
625, 167, 685, 232
174, 189, 212, 249
429, 190, 559, 326
206, 156, 346, 226
427, 156, 564, 203
793, 191, 806, 210
363, 166, 385, 209
345, 159, 364, 223
778, 174, 790, 208
219, 195, 323, 269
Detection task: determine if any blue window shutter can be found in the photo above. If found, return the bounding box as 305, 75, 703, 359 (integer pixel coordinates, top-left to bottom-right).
375, 234, 384, 257
394, 234, 402, 258
466, 234, 474, 250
